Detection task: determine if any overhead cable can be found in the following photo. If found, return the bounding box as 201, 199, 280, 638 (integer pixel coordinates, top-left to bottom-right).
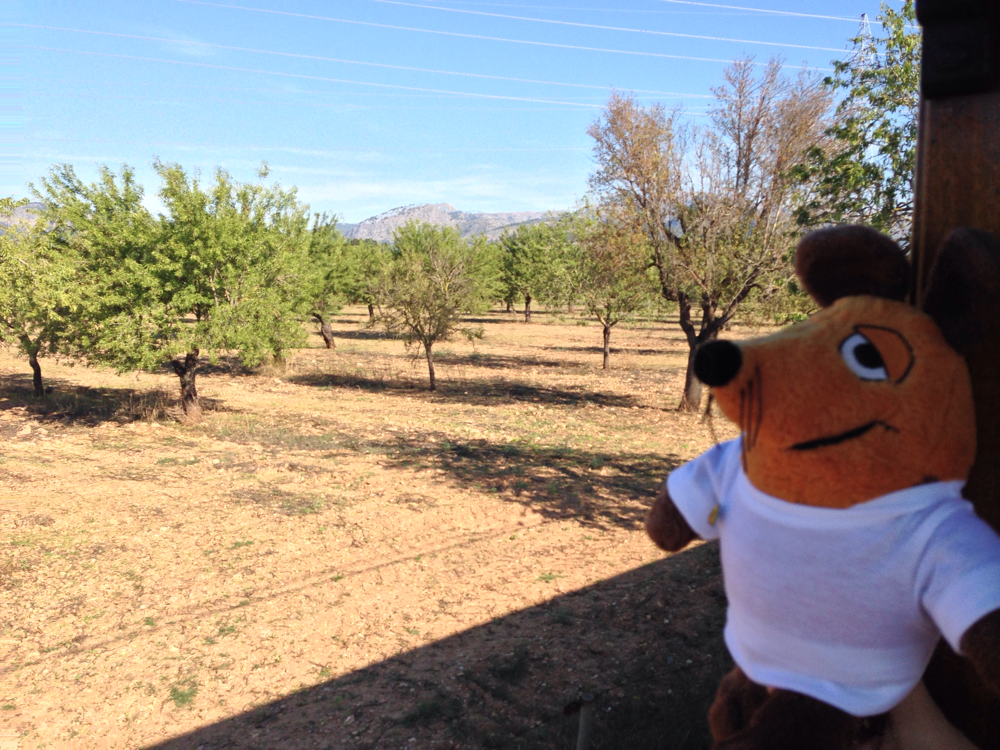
20, 24, 712, 98
653, 0, 920, 28
169, 0, 832, 70
25, 136, 593, 152
24, 46, 610, 107
362, 0, 844, 52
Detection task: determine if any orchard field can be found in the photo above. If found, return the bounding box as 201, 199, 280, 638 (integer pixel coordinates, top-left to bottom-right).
0, 306, 743, 750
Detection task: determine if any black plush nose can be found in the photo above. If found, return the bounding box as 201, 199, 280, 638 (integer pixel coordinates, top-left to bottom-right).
693, 340, 743, 387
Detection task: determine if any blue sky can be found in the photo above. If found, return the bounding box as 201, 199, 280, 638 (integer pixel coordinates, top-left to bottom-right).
12, 1, 903, 223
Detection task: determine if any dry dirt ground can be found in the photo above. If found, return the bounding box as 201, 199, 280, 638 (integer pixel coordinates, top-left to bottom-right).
0, 306, 744, 750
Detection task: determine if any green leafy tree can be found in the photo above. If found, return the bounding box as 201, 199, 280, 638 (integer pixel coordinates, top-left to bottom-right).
30, 164, 158, 395
343, 239, 388, 320
0, 226, 77, 396
303, 213, 349, 348
794, 1, 920, 241
33, 162, 311, 420
375, 221, 497, 391
0, 197, 29, 215
569, 207, 656, 369
498, 221, 567, 322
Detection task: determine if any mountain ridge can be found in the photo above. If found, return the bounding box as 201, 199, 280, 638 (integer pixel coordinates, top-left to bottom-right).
341, 202, 555, 242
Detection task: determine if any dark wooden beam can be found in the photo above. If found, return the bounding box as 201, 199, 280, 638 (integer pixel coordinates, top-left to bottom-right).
912, 0, 1000, 300
913, 1, 1000, 530
913, 3, 1000, 747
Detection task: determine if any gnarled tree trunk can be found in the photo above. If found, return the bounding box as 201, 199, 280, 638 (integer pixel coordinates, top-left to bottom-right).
367, 304, 375, 321
21, 336, 43, 398
602, 323, 612, 370
171, 349, 202, 420
678, 291, 724, 412
314, 314, 335, 349
424, 342, 437, 391
524, 294, 532, 323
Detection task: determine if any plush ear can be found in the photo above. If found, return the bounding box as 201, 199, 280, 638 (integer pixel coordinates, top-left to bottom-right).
795, 226, 910, 308
922, 227, 1000, 354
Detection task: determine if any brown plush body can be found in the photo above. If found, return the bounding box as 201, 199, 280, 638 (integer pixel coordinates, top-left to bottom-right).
647, 226, 1000, 749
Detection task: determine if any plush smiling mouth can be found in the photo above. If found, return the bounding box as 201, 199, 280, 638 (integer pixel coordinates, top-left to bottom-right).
789, 420, 899, 451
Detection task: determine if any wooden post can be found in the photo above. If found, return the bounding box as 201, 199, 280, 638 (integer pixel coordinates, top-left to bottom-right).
913, 2, 1000, 747
912, 1, 1000, 526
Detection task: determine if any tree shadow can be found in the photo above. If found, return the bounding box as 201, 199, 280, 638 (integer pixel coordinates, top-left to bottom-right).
433, 351, 582, 370
0, 374, 228, 427
287, 371, 643, 409
149, 542, 729, 750
543, 344, 688, 357
330, 328, 403, 342
380, 432, 681, 531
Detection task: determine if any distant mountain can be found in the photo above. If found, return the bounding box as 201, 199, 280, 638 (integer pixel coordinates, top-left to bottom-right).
343, 203, 553, 242
0, 201, 44, 235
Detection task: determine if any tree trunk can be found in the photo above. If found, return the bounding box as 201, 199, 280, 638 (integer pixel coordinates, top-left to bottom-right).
316, 315, 335, 349
680, 345, 703, 411
171, 350, 202, 421
27, 349, 43, 398
505, 299, 514, 313
677, 292, 723, 412
524, 294, 532, 323
602, 324, 611, 370
367, 303, 375, 321
424, 342, 436, 391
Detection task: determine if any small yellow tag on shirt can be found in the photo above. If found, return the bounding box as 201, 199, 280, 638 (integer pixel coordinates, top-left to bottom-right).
708, 504, 720, 526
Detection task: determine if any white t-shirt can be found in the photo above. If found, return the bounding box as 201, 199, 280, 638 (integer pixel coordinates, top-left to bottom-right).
666, 438, 1000, 717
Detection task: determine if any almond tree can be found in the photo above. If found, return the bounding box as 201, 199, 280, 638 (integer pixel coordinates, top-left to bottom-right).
588, 60, 832, 410
569, 206, 656, 369
34, 162, 311, 420
375, 221, 497, 391
498, 221, 567, 322
0, 225, 76, 396
303, 212, 349, 349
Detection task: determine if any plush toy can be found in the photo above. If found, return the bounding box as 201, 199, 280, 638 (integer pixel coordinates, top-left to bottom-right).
646, 225, 1000, 750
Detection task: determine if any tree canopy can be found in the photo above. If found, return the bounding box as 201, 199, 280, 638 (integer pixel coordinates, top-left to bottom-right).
588, 59, 832, 409
375, 221, 497, 391
794, 1, 920, 242
498, 220, 569, 322
32, 162, 312, 419
568, 206, 656, 369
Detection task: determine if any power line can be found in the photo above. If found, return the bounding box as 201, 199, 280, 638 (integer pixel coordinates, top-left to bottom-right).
29, 91, 636, 111
34, 78, 688, 102
25, 136, 593, 152
360, 0, 845, 52
653, 0, 920, 28
397, 1, 747, 14
170, 0, 832, 70
24, 46, 609, 107
20, 24, 713, 98
654, 0, 860, 22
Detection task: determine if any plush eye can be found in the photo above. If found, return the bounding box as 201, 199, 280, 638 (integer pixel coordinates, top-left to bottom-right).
840, 332, 889, 381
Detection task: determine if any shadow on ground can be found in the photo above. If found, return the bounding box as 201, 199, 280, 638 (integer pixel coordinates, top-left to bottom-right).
207, 418, 681, 531
0, 374, 227, 427
150, 542, 729, 750
287, 372, 642, 410
383, 434, 681, 531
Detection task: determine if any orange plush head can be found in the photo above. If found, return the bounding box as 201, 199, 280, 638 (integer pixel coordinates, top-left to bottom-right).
694, 226, 977, 508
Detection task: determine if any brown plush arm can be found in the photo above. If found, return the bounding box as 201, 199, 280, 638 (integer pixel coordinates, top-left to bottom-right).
960, 607, 1000, 698
712, 688, 859, 750
646, 482, 699, 552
